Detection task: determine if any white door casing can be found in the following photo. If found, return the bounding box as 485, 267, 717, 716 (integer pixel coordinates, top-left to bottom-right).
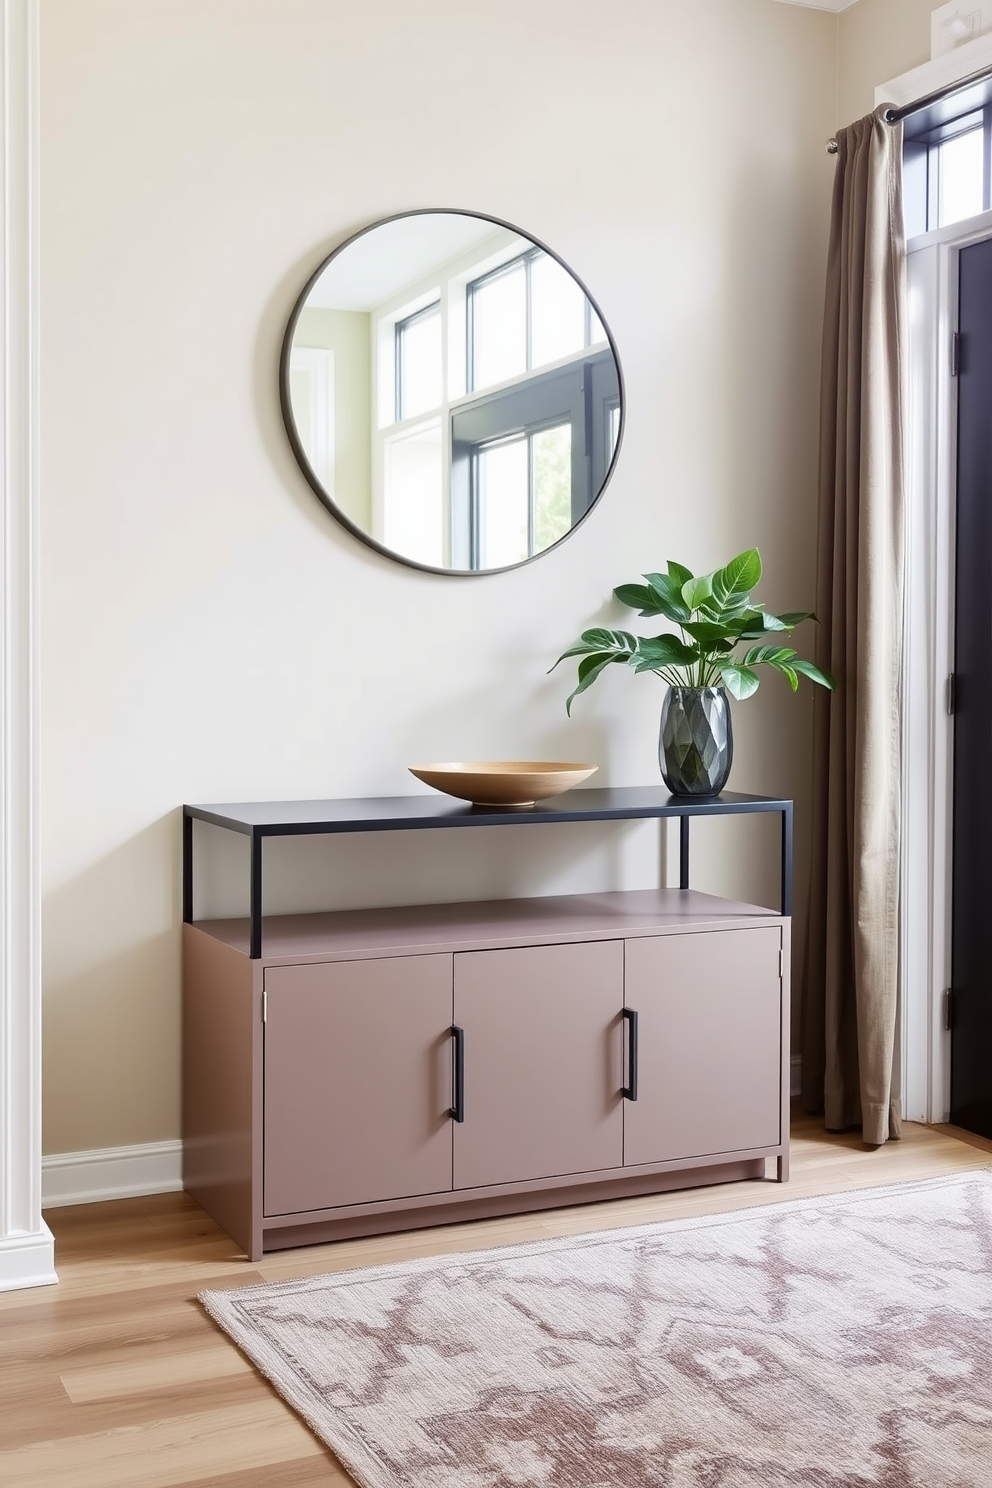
873, 33, 992, 1128
0, 0, 53, 1292
903, 209, 992, 1126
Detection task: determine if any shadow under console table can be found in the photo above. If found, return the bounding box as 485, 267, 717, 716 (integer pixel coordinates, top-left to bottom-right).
182, 788, 793, 1261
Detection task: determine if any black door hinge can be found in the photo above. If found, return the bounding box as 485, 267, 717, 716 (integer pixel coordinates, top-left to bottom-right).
944, 988, 954, 1032
952, 332, 962, 376
947, 673, 957, 716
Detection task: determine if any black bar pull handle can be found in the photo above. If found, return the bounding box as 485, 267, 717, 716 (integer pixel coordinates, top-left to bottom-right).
622, 1007, 638, 1101
450, 1025, 465, 1123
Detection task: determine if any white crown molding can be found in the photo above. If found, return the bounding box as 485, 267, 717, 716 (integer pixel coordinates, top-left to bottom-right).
0, 0, 53, 1292
42, 1140, 184, 1209
771, 1, 862, 13
877, 29, 992, 109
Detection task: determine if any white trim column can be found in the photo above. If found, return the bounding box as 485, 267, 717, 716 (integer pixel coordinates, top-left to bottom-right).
0, 0, 53, 1293
877, 30, 992, 1128
903, 209, 992, 1127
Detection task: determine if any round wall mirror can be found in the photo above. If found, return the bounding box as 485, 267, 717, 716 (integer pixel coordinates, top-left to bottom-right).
280, 210, 624, 575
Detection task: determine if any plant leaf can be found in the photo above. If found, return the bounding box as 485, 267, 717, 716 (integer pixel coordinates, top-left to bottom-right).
681, 573, 714, 612
667, 559, 693, 588
779, 665, 799, 692
776, 610, 816, 629
565, 653, 620, 715
630, 633, 700, 672
613, 583, 666, 616
641, 572, 692, 624
549, 628, 639, 670
790, 657, 836, 690
711, 550, 761, 620
720, 547, 762, 600
716, 661, 760, 700
731, 609, 790, 638
742, 644, 798, 667
683, 620, 736, 648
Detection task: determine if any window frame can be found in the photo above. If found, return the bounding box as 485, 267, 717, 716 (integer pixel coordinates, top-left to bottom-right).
369, 228, 620, 572
394, 300, 442, 424
904, 99, 992, 237
470, 416, 573, 570
466, 248, 606, 395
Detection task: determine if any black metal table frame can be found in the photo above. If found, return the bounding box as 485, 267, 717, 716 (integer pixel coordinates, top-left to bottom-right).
183, 789, 794, 960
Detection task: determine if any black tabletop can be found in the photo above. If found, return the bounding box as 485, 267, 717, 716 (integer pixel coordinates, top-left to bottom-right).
184, 787, 792, 836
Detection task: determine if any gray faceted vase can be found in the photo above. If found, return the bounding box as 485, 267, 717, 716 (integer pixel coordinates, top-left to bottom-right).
659, 686, 733, 796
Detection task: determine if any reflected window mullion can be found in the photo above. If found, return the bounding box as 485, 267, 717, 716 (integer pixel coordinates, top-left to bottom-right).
396, 302, 442, 422
469, 259, 527, 392
527, 433, 536, 557
526, 253, 534, 372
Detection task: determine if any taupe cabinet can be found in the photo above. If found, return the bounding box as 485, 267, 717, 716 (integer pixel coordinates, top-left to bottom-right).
184, 888, 790, 1261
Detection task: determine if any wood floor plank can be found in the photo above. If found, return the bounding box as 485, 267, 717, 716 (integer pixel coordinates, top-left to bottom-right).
180, 1460, 350, 1488
0, 1400, 327, 1488
60, 1340, 252, 1404
0, 1372, 269, 1452
0, 1112, 987, 1486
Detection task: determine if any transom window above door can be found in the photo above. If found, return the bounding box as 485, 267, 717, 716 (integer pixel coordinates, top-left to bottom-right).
904, 91, 992, 235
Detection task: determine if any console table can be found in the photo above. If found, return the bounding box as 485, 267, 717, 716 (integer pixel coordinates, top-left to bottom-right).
183, 788, 793, 957
182, 788, 793, 1260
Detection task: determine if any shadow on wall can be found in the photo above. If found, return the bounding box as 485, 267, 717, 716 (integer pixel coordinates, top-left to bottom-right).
191, 809, 674, 920
42, 815, 182, 1157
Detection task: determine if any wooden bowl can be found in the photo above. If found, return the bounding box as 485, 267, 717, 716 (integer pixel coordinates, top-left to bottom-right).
408, 761, 598, 807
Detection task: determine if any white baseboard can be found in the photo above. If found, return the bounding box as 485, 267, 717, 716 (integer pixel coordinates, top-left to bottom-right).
41, 1068, 806, 1211
0, 1225, 58, 1292
791, 1054, 801, 1100
42, 1140, 183, 1209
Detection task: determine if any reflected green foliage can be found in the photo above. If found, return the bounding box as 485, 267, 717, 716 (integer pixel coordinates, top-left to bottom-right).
533, 425, 572, 552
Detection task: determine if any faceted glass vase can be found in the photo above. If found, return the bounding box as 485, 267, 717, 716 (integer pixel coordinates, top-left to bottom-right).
659, 686, 733, 796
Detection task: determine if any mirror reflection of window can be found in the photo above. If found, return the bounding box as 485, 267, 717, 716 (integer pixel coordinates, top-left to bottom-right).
282, 212, 623, 574
288, 348, 335, 496
533, 423, 572, 551
469, 249, 608, 395
384, 422, 444, 568
396, 302, 442, 420
531, 253, 586, 367
476, 420, 572, 569
607, 399, 621, 465
478, 437, 528, 568
470, 262, 527, 391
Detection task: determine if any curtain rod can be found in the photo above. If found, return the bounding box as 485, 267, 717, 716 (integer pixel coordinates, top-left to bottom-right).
825, 57, 992, 154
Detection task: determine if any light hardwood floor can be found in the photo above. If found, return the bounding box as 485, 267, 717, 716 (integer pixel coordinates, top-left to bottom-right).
2, 1112, 990, 1488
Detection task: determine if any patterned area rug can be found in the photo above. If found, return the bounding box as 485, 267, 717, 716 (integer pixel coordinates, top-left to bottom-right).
201, 1173, 992, 1487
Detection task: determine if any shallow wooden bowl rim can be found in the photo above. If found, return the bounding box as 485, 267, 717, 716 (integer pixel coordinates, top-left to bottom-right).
408, 761, 599, 805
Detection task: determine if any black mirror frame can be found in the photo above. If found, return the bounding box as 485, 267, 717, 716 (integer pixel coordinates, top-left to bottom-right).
279, 208, 625, 577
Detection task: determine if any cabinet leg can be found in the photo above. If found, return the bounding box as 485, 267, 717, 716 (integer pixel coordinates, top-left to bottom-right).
777, 1150, 790, 1183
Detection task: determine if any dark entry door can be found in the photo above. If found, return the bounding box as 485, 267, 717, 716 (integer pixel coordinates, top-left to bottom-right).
951, 236, 992, 1137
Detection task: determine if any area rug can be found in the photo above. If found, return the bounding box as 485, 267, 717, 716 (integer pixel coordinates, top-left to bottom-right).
201, 1172, 992, 1487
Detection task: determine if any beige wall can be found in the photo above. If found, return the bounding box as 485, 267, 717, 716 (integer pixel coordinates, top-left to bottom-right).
41, 0, 842, 1155
838, 0, 933, 123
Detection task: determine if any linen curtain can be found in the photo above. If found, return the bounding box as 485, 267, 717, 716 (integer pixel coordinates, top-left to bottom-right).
802, 107, 907, 1147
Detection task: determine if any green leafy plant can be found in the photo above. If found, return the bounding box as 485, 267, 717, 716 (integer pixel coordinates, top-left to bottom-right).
551, 548, 834, 715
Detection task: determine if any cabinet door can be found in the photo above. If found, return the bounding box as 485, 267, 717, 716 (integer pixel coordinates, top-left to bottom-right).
263, 955, 453, 1216
452, 940, 623, 1191
623, 928, 782, 1167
